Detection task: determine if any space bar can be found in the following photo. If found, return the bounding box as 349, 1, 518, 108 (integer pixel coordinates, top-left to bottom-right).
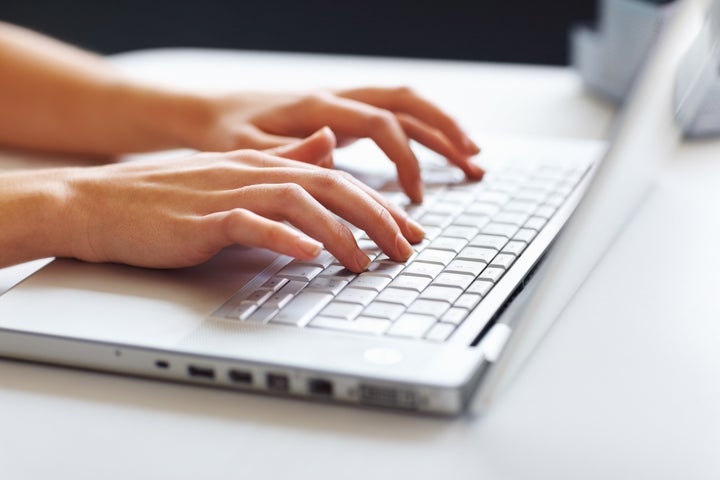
269, 292, 333, 326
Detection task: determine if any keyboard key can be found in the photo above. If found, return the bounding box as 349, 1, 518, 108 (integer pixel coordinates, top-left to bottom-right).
456, 246, 497, 263
270, 292, 333, 326
502, 240, 527, 256
425, 323, 456, 342
420, 286, 463, 304
335, 287, 377, 306
490, 253, 516, 270
364, 261, 405, 278
416, 249, 456, 266
236, 301, 259, 321
264, 292, 294, 309
300, 250, 337, 268
349, 275, 392, 291
260, 277, 289, 292
426, 202, 464, 216
277, 264, 324, 282
466, 203, 500, 217
493, 212, 530, 226
433, 272, 474, 290
387, 313, 437, 339
319, 301, 364, 321
429, 237, 468, 253
475, 191, 511, 205
504, 200, 539, 214
441, 307, 469, 325
524, 216, 547, 231
309, 316, 390, 335
402, 261, 444, 278
362, 302, 406, 320
467, 279, 494, 296
454, 293, 481, 310
390, 274, 432, 292
514, 228, 537, 243
478, 267, 505, 283
533, 205, 556, 219
318, 265, 357, 280
375, 287, 419, 307
442, 226, 479, 241
445, 259, 486, 277
469, 234, 508, 251
407, 299, 450, 317
420, 213, 452, 228
452, 214, 491, 228
306, 277, 349, 295
245, 306, 280, 324
545, 194, 566, 208
481, 223, 518, 238
439, 191, 475, 204
245, 289, 274, 304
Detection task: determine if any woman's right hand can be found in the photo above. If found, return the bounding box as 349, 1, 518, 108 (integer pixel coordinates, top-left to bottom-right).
47, 128, 424, 272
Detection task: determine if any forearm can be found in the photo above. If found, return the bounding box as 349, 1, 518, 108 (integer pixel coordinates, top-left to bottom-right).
0, 22, 213, 155
0, 170, 71, 267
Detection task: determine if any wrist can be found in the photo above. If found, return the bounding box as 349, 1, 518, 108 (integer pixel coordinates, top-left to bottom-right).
117, 83, 218, 151
0, 169, 75, 267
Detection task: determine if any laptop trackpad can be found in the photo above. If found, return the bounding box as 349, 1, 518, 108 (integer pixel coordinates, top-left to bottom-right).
0, 246, 281, 347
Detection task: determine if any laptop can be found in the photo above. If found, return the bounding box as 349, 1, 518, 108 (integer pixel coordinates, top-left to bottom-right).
0, 0, 701, 415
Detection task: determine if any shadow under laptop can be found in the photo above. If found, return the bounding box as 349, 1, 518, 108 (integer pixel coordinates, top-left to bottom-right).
0, 356, 496, 441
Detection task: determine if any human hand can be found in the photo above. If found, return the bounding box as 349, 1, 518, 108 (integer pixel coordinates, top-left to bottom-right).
53, 128, 424, 272
185, 87, 483, 203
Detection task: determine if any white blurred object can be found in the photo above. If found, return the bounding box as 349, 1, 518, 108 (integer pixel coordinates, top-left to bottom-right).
675, 0, 720, 135
571, 0, 678, 103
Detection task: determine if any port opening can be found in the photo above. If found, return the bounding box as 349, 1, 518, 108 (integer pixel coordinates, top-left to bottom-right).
228, 369, 253, 385
266, 373, 289, 392
155, 360, 170, 369
308, 379, 334, 397
187, 365, 215, 380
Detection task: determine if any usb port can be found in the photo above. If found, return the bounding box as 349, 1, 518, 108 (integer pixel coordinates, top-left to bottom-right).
266, 373, 289, 392
308, 379, 333, 397
228, 369, 253, 385
187, 365, 215, 380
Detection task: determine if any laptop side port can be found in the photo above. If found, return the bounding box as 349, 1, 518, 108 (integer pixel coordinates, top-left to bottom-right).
155, 360, 170, 369
308, 378, 333, 397
228, 369, 253, 385
266, 373, 289, 392
358, 384, 417, 409
187, 365, 216, 380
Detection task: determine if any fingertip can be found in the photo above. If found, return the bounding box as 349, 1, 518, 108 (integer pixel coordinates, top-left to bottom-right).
463, 136, 481, 155
294, 235, 323, 259
465, 161, 485, 180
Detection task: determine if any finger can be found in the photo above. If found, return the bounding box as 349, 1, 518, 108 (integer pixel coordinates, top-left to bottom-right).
231, 153, 425, 244
338, 87, 480, 155
203, 208, 324, 261
245, 167, 415, 262
397, 113, 484, 180
264, 127, 336, 168
223, 183, 372, 272
298, 96, 424, 202
229, 124, 301, 150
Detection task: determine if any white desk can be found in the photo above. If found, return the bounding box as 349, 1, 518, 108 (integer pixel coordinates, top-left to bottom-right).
2, 50, 720, 479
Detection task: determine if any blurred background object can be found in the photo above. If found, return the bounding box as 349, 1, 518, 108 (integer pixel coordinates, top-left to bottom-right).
0, 0, 594, 65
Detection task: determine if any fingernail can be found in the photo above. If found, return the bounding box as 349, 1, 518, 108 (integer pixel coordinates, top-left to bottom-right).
405, 218, 425, 241
468, 161, 485, 180
395, 232, 414, 261
295, 236, 323, 258
355, 249, 371, 271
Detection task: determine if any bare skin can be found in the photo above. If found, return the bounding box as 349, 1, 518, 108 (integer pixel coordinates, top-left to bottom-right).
0, 22, 482, 271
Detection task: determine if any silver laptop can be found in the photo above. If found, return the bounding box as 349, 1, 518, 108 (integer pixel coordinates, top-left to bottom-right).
0, 0, 701, 415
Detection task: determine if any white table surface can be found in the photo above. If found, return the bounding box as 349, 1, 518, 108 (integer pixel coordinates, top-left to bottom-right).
2, 49, 720, 479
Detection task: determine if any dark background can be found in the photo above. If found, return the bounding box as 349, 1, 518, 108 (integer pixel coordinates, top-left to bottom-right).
0, 0, 596, 65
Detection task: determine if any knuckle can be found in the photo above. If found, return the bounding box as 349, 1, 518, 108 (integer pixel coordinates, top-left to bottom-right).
395, 85, 416, 98
367, 110, 397, 134
277, 182, 307, 202
312, 169, 343, 190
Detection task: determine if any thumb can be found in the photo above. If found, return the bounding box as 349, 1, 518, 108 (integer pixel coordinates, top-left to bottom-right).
265, 127, 336, 168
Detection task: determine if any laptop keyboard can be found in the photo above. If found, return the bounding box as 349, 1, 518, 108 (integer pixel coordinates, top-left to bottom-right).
215, 160, 590, 343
